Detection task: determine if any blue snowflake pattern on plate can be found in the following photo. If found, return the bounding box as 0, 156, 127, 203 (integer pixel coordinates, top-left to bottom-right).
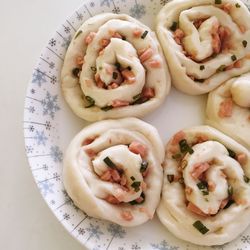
23, 0, 250, 249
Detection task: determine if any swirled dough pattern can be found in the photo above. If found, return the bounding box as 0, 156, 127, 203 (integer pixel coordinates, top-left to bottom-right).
156, 0, 250, 95
61, 13, 170, 121
206, 73, 250, 149
157, 126, 250, 245
63, 118, 164, 227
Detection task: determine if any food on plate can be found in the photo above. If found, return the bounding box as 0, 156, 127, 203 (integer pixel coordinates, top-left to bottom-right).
156, 0, 250, 95
157, 126, 250, 245
61, 13, 170, 121
206, 73, 250, 149
63, 118, 164, 226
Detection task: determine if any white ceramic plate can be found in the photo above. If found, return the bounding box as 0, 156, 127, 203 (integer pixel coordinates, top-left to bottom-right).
23, 0, 250, 249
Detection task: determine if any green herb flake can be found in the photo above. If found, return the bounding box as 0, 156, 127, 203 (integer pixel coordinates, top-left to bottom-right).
72, 68, 80, 78
129, 192, 145, 205
224, 199, 235, 209
101, 106, 113, 112
130, 176, 135, 181
85, 96, 95, 108
113, 71, 118, 80
202, 190, 209, 196
193, 220, 209, 234
133, 93, 142, 100
91, 66, 97, 73
131, 181, 141, 192
244, 175, 250, 183
74, 30, 82, 39
179, 139, 194, 154
197, 181, 208, 190
140, 160, 148, 173
200, 65, 205, 70
172, 153, 182, 160
167, 174, 174, 183
235, 3, 241, 8
98, 66, 103, 71
216, 65, 226, 72
115, 62, 121, 70
215, 0, 222, 4
228, 185, 233, 196
170, 21, 178, 31
103, 156, 117, 169
242, 40, 248, 48
231, 55, 237, 61
141, 30, 149, 39
227, 148, 236, 159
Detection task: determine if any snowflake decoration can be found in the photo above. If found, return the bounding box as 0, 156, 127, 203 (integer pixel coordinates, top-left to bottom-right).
29, 125, 35, 132
26, 146, 34, 154
38, 181, 54, 197
30, 88, 35, 94
45, 121, 51, 130
90, 2, 95, 7
28, 106, 35, 113
76, 12, 83, 21
43, 164, 49, 171
64, 26, 71, 34
49, 62, 55, 69
61, 35, 72, 49
78, 228, 85, 235
131, 243, 141, 250
151, 240, 179, 250
41, 91, 60, 119
107, 223, 126, 239
160, 0, 169, 5
241, 235, 250, 244
50, 199, 55, 205
53, 172, 61, 181
32, 70, 46, 87
34, 130, 48, 146
112, 7, 120, 14
63, 213, 70, 220
129, 4, 146, 19
50, 75, 57, 84
50, 146, 63, 163
86, 223, 104, 240
49, 38, 56, 47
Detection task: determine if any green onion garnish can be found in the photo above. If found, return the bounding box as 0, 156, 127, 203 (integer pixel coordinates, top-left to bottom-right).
140, 160, 148, 173
85, 96, 95, 108
72, 68, 80, 78
103, 156, 116, 169
98, 66, 103, 71
228, 185, 233, 196
224, 199, 234, 209
193, 220, 209, 234
130, 176, 135, 181
113, 71, 118, 79
167, 174, 174, 183
216, 65, 226, 72
170, 21, 178, 31
179, 139, 194, 154
231, 55, 237, 61
215, 0, 222, 4
91, 66, 97, 73
115, 62, 121, 70
235, 3, 241, 8
242, 40, 248, 48
197, 181, 208, 190
227, 148, 236, 158
131, 181, 141, 192
74, 30, 82, 39
131, 96, 148, 105
129, 192, 145, 205
200, 65, 205, 70
172, 153, 182, 160
101, 106, 113, 111
202, 190, 209, 196
141, 30, 149, 39
244, 175, 250, 183
133, 93, 142, 100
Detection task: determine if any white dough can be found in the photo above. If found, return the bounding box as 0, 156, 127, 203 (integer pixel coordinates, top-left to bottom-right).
61, 13, 171, 121
206, 73, 250, 149
157, 126, 250, 246
156, 0, 250, 95
63, 118, 164, 227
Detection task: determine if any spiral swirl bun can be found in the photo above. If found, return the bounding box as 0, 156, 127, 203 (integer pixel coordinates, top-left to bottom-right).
61, 13, 170, 121
206, 73, 250, 149
157, 126, 250, 245
156, 0, 250, 95
63, 118, 164, 227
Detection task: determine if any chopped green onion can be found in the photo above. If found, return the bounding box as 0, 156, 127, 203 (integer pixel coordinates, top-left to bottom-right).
179, 139, 194, 154
215, 0, 222, 4
130, 176, 135, 181
112, 71, 118, 79
244, 175, 250, 183
101, 106, 113, 111
242, 40, 248, 48
131, 181, 141, 192
85, 96, 95, 108
103, 156, 116, 169
227, 148, 236, 159
231, 55, 237, 61
202, 190, 209, 196
115, 62, 121, 70
200, 65, 205, 71
172, 153, 182, 160
235, 3, 241, 8
224, 199, 234, 209
193, 220, 209, 234
131, 96, 148, 105
133, 93, 142, 100
167, 174, 174, 183
72, 68, 80, 78
216, 65, 226, 72
141, 30, 149, 39
129, 192, 145, 205
74, 30, 82, 39
98, 66, 103, 71
170, 21, 178, 31
228, 185, 233, 196
91, 66, 97, 73
140, 160, 148, 173
197, 181, 208, 190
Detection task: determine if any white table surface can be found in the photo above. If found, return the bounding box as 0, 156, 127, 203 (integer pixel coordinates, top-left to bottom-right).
0, 1, 86, 249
